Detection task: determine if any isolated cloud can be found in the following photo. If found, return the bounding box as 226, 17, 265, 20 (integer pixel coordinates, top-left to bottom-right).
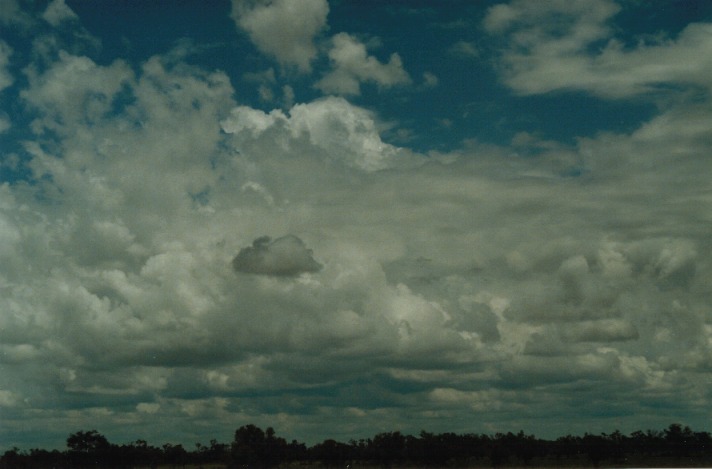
315, 33, 411, 95
232, 235, 322, 276
449, 40, 479, 58
231, 0, 329, 72
422, 71, 438, 88
484, 0, 712, 97
42, 0, 78, 26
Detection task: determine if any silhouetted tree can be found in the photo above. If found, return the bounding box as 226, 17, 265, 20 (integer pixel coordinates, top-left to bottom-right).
371, 431, 406, 467
310, 438, 354, 467
231, 424, 266, 466
67, 429, 110, 454
581, 433, 608, 467
510, 430, 543, 465
0, 448, 33, 469
67, 430, 111, 467
6, 422, 712, 468
163, 443, 188, 467
664, 422, 696, 458
607, 429, 627, 463
489, 433, 511, 468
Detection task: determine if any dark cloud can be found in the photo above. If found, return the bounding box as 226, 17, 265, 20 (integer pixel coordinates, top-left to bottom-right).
232, 235, 322, 276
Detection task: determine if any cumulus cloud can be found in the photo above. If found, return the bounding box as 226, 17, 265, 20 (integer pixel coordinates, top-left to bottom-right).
484, 0, 712, 97
232, 235, 322, 276
315, 33, 412, 95
221, 96, 411, 171
3, 48, 712, 444
42, 0, 78, 26
231, 0, 329, 72
21, 51, 133, 133
3, 0, 712, 451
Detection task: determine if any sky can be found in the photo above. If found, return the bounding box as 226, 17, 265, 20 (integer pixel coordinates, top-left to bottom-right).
1, 0, 712, 452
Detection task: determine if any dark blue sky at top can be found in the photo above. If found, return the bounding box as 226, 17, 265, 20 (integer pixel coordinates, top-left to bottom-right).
7, 0, 708, 158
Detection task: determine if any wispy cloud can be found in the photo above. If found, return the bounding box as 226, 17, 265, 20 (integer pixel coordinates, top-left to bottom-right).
484, 0, 712, 98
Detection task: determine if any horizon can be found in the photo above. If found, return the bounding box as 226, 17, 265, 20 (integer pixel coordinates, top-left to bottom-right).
2, 421, 708, 453
2, 0, 712, 452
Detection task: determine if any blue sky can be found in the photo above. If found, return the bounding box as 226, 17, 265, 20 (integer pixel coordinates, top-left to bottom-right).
2, 0, 712, 451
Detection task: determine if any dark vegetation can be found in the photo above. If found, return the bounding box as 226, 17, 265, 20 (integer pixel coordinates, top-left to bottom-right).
2, 423, 712, 468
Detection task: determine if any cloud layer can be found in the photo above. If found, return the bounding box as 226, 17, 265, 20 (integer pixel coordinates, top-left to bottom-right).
1, 0, 712, 452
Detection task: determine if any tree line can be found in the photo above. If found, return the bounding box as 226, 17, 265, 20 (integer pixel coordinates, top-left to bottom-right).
2, 423, 711, 468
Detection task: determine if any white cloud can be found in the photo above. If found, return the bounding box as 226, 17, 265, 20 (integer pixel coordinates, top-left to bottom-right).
3, 8, 712, 447
483, 0, 619, 41
484, 0, 712, 98
315, 33, 411, 95
221, 96, 411, 172
21, 51, 133, 133
231, 0, 329, 72
221, 105, 287, 137
42, 0, 78, 26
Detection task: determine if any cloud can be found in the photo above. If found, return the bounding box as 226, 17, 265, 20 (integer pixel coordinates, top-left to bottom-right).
315, 33, 411, 95
0, 41, 13, 93
559, 319, 639, 343
42, 0, 78, 26
221, 96, 412, 171
3, 1, 712, 451
448, 40, 479, 58
0, 390, 22, 408
483, 0, 619, 40
0, 114, 9, 133
0, 0, 33, 27
484, 0, 712, 98
231, 0, 329, 73
232, 235, 322, 276
21, 51, 133, 133
422, 71, 438, 88
3, 50, 712, 444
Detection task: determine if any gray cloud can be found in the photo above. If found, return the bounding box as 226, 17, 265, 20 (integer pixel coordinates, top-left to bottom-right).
3, 0, 712, 453
233, 235, 322, 276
